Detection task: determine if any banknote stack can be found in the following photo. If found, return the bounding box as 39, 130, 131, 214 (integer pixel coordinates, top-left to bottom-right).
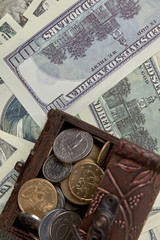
0, 0, 160, 239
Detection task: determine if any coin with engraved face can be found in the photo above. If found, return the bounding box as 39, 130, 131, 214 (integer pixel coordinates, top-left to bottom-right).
38, 209, 65, 240
60, 176, 90, 205
18, 178, 58, 218
53, 128, 93, 163
69, 161, 104, 201
17, 212, 40, 235
42, 154, 72, 183
50, 211, 82, 240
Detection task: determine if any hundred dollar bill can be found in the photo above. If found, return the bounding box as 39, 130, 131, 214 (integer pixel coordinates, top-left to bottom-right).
0, 13, 22, 47
0, 130, 34, 213
0, 80, 41, 142
0, 169, 19, 214
0, 0, 33, 27
0, 13, 41, 142
0, 14, 41, 142
78, 54, 160, 154
1, 0, 160, 127
139, 226, 160, 240
24, 0, 59, 20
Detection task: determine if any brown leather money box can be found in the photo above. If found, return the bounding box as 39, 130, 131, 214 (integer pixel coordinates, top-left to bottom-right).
0, 109, 160, 240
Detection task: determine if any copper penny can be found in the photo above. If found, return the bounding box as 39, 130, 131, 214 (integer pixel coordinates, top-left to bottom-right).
18, 178, 58, 218
53, 128, 93, 163
69, 162, 104, 201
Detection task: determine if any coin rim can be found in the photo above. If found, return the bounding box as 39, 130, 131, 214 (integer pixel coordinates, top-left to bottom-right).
53, 128, 93, 163
18, 178, 58, 218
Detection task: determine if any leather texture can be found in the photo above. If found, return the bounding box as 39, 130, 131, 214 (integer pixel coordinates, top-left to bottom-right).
79, 139, 160, 240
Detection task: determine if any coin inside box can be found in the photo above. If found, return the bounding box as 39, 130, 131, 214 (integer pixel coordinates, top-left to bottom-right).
1, 109, 160, 240
0, 109, 119, 240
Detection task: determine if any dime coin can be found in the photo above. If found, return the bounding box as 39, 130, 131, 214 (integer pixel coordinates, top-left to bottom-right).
55, 186, 65, 209
53, 128, 93, 163
42, 154, 72, 183
69, 162, 104, 201
60, 176, 90, 205
16, 212, 40, 235
38, 209, 65, 240
50, 211, 82, 240
97, 141, 111, 166
18, 178, 58, 218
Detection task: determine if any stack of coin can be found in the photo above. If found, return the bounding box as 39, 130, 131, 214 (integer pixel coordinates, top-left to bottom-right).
17, 128, 112, 239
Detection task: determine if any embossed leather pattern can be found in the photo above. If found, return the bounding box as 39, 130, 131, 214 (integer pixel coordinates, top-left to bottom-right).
79, 140, 160, 240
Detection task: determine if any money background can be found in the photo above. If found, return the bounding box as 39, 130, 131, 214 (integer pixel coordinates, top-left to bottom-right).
0, 0, 160, 239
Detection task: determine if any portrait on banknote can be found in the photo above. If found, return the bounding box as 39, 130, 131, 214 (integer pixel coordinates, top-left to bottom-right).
0, 0, 33, 26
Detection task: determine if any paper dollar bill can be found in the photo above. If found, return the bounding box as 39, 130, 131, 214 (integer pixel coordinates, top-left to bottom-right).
139, 226, 160, 240
0, 169, 19, 214
0, 13, 22, 47
0, 14, 40, 142
24, 0, 59, 20
1, 0, 160, 127
78, 54, 160, 154
0, 0, 33, 27
0, 130, 34, 213
0, 81, 41, 142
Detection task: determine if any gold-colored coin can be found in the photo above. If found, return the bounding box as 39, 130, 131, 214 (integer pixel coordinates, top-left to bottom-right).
86, 143, 101, 162
18, 178, 58, 219
69, 162, 104, 201
60, 177, 90, 205
97, 141, 111, 166
73, 158, 95, 167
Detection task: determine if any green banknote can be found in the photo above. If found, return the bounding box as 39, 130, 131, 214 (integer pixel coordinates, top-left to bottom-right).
1, 0, 160, 127
79, 54, 160, 154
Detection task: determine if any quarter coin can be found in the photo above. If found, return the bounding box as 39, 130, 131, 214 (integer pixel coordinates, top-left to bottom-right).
50, 211, 82, 240
42, 154, 72, 183
18, 178, 58, 218
38, 209, 65, 240
69, 162, 104, 201
53, 128, 93, 163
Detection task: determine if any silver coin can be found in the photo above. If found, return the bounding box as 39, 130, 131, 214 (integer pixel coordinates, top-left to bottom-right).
17, 212, 41, 235
53, 128, 93, 163
50, 211, 82, 240
38, 209, 65, 240
55, 186, 65, 208
42, 154, 72, 183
